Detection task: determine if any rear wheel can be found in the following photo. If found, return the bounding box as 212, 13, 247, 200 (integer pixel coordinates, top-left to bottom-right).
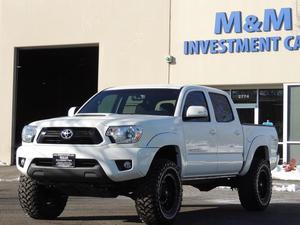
238, 159, 272, 211
18, 175, 68, 219
135, 159, 182, 225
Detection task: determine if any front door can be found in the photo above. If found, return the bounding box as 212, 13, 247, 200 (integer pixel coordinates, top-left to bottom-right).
182, 91, 218, 177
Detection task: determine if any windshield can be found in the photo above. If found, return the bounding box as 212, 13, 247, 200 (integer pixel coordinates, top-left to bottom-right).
78, 89, 180, 116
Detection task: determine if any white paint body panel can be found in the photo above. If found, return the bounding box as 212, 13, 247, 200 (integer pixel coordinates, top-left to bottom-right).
214, 95, 244, 175
215, 121, 244, 174
182, 121, 218, 176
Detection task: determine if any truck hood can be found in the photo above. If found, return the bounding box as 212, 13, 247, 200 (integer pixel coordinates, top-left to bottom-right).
29, 114, 175, 128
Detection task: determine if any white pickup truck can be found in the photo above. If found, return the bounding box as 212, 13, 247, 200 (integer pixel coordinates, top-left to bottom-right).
17, 85, 278, 225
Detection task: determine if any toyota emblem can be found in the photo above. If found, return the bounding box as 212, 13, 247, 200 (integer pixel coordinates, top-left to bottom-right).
60, 129, 74, 140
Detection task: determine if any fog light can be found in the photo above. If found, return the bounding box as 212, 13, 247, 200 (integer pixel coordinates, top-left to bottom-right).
115, 160, 132, 171
123, 161, 132, 169
18, 157, 26, 168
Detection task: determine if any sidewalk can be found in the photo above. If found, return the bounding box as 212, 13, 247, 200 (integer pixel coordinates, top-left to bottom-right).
0, 166, 20, 182
272, 165, 300, 181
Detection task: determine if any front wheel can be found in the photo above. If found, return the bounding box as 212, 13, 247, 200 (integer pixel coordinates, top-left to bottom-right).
238, 159, 272, 211
18, 175, 68, 219
135, 159, 182, 225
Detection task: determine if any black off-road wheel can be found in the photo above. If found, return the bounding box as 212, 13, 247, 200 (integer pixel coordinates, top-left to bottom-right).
135, 159, 182, 225
18, 175, 68, 219
238, 159, 272, 211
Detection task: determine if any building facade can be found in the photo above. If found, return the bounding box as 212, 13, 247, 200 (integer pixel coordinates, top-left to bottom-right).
0, 0, 300, 165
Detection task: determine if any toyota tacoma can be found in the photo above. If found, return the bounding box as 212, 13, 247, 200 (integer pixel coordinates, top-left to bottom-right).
17, 85, 279, 225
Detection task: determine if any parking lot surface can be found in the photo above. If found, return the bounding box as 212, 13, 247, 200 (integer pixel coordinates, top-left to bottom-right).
1, 179, 300, 225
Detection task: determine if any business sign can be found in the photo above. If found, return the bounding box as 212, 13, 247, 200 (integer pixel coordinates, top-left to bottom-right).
184, 8, 300, 55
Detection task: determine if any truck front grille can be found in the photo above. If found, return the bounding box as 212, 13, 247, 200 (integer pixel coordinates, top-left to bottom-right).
37, 127, 103, 144
32, 158, 99, 167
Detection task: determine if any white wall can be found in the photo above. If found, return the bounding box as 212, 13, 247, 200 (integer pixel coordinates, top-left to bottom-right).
170, 0, 300, 85
0, 0, 170, 164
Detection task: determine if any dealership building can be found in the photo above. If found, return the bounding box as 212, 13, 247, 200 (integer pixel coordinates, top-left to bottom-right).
1, 0, 300, 165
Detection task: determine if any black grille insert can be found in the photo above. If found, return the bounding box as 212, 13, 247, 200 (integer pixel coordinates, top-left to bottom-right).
32, 158, 99, 168
37, 127, 102, 144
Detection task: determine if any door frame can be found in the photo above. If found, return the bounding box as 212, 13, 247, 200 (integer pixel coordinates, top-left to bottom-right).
11, 43, 99, 164
283, 83, 300, 163
235, 103, 259, 124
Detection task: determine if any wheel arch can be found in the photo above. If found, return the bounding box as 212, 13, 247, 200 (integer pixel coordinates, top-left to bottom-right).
146, 132, 183, 173
240, 135, 271, 176
151, 145, 182, 173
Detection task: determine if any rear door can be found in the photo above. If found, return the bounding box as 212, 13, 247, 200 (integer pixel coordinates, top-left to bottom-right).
182, 91, 218, 177
209, 92, 244, 174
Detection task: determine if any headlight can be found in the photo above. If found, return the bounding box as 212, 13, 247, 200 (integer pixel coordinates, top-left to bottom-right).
22, 125, 37, 143
106, 126, 143, 144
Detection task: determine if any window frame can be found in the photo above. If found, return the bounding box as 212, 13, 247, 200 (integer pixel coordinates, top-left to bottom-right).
209, 92, 235, 123
77, 88, 180, 116
182, 90, 211, 122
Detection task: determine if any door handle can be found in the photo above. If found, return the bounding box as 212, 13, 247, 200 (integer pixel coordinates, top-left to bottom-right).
234, 130, 241, 136
209, 129, 216, 135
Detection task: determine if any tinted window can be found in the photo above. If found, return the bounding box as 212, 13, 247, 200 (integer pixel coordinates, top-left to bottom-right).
97, 94, 118, 113
183, 91, 210, 122
78, 89, 180, 116
209, 93, 234, 122
259, 89, 283, 141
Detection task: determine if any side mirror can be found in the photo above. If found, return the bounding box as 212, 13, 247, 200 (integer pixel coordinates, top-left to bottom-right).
186, 106, 208, 118
68, 107, 78, 117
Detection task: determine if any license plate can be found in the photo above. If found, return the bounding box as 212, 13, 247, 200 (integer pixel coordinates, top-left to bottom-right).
53, 154, 75, 168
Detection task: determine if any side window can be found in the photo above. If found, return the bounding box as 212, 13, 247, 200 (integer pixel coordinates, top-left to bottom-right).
209, 93, 234, 122
183, 91, 210, 122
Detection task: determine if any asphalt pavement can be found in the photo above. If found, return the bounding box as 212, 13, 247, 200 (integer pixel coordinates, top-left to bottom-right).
1, 166, 300, 225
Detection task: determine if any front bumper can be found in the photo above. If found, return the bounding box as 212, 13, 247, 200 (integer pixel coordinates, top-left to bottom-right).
27, 162, 111, 183
16, 144, 158, 182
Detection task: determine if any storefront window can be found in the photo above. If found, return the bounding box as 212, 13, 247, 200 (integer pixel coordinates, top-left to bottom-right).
236, 108, 254, 124
231, 90, 257, 103
259, 89, 283, 141
287, 145, 300, 163
288, 86, 300, 141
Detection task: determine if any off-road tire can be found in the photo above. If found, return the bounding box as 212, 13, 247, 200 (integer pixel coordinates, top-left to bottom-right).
135, 159, 182, 225
238, 159, 272, 211
18, 175, 68, 219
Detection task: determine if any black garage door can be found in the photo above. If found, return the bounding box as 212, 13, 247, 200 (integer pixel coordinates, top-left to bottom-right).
12, 45, 99, 163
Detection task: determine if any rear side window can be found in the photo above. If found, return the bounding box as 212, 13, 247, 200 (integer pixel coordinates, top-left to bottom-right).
183, 91, 210, 122
209, 93, 234, 122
